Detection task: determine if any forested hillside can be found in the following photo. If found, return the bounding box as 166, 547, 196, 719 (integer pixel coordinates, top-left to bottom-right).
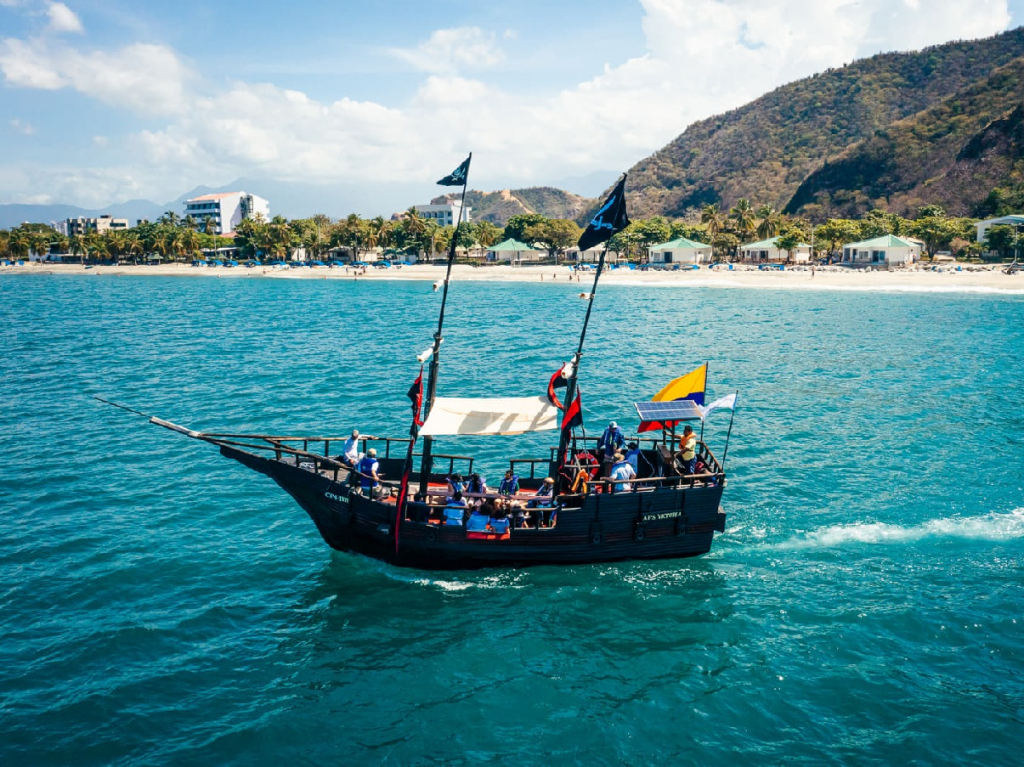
787, 60, 1024, 217
625, 27, 1024, 220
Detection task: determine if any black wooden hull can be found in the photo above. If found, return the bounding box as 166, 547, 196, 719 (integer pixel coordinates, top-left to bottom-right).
221, 445, 726, 570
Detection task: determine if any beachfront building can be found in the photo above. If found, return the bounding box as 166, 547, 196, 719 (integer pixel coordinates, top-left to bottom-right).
738, 236, 812, 263
59, 215, 129, 237
413, 201, 471, 227
840, 234, 922, 267
487, 238, 544, 265
974, 214, 1024, 242
183, 191, 270, 236
564, 244, 611, 264
647, 236, 712, 265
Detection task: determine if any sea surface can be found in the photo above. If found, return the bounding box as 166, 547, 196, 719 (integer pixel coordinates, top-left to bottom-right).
1, 272, 1022, 765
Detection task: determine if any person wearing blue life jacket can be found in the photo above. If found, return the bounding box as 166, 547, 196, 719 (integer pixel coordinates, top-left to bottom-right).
443, 491, 467, 526
446, 473, 465, 496
488, 502, 510, 534
465, 472, 487, 498
466, 503, 490, 532
498, 470, 519, 497
527, 477, 555, 509
356, 448, 380, 495
597, 421, 625, 477
625, 442, 641, 473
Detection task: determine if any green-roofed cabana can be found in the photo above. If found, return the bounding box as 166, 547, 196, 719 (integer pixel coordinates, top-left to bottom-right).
841, 234, 922, 267
738, 236, 813, 263
647, 236, 713, 265
486, 238, 544, 265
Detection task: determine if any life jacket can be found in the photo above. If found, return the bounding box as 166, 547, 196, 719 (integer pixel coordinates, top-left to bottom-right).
680, 434, 697, 460
466, 511, 489, 532
489, 517, 510, 534
444, 502, 465, 525
357, 456, 378, 486
448, 478, 465, 494
571, 469, 589, 494
467, 477, 485, 494
498, 475, 519, 495
599, 427, 623, 457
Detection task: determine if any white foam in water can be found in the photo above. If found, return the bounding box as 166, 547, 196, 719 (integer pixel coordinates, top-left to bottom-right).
787, 508, 1024, 548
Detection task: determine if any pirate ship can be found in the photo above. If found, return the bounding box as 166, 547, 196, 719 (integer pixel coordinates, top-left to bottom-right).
136, 160, 733, 570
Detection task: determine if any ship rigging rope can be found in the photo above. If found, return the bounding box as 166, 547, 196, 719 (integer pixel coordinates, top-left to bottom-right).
92, 396, 153, 419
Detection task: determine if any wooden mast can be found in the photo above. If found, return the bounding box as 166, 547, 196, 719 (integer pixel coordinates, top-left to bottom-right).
418, 154, 472, 498
553, 174, 628, 495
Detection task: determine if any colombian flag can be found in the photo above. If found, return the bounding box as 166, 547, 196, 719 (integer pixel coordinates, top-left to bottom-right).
637, 364, 707, 433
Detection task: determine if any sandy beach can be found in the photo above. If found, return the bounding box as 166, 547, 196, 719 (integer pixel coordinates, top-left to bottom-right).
3, 261, 1023, 294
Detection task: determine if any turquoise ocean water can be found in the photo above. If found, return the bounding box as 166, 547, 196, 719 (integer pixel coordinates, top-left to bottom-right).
1, 272, 1022, 764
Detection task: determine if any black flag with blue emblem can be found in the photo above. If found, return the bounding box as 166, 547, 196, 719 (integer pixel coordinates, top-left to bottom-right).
577, 174, 629, 252
437, 155, 471, 186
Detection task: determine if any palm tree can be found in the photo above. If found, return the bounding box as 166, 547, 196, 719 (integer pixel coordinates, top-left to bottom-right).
755, 205, 781, 240
124, 232, 143, 264
106, 231, 126, 263
729, 199, 756, 239
158, 210, 181, 227
181, 228, 201, 260
202, 216, 218, 236
700, 204, 725, 239
69, 233, 88, 263
269, 219, 292, 260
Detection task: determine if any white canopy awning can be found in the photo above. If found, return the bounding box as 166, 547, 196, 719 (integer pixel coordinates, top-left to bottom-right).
419, 396, 559, 436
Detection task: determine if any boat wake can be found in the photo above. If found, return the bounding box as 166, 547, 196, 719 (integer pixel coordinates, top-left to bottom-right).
782, 508, 1024, 549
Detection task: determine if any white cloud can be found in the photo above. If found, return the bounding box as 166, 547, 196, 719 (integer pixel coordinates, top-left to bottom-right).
0, 37, 193, 115
0, 0, 1014, 210
10, 117, 35, 135
46, 2, 82, 34
9, 116, 35, 134
390, 27, 505, 73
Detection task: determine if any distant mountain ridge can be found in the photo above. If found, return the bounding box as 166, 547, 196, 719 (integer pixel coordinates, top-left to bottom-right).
0, 186, 218, 230
625, 26, 1024, 219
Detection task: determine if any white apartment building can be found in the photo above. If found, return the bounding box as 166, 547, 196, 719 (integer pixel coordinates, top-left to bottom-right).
183, 191, 270, 235
59, 215, 129, 237
413, 201, 472, 227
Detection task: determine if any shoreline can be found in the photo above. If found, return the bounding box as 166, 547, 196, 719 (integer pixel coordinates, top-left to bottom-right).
3, 261, 1023, 295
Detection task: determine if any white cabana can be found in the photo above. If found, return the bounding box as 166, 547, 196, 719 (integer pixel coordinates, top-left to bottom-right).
419, 396, 559, 436
840, 234, 922, 266
738, 236, 812, 263
647, 236, 712, 264
487, 238, 544, 264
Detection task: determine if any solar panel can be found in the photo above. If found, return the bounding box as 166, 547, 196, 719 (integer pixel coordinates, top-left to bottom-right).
634, 400, 702, 422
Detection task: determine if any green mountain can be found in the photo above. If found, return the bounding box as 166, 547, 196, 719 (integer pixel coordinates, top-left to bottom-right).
787, 59, 1024, 216
432, 187, 591, 225
625, 27, 1024, 220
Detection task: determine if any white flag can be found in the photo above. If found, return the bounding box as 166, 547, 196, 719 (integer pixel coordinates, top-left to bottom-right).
698, 392, 738, 420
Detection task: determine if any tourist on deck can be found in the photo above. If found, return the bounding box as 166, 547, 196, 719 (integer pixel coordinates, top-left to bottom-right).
678, 425, 698, 476
357, 448, 380, 496
597, 421, 626, 476
498, 470, 519, 497
466, 503, 490, 532
444, 491, 467, 526
625, 442, 641, 473
527, 477, 556, 508
466, 472, 488, 502
610, 453, 636, 493
446, 473, 465, 496
341, 429, 361, 467
487, 502, 510, 534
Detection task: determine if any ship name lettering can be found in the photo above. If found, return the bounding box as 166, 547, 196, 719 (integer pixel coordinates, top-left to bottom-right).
324, 492, 350, 504
649, 512, 681, 520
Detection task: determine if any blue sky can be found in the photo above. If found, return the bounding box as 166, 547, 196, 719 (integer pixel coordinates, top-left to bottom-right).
2, 0, 1024, 217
